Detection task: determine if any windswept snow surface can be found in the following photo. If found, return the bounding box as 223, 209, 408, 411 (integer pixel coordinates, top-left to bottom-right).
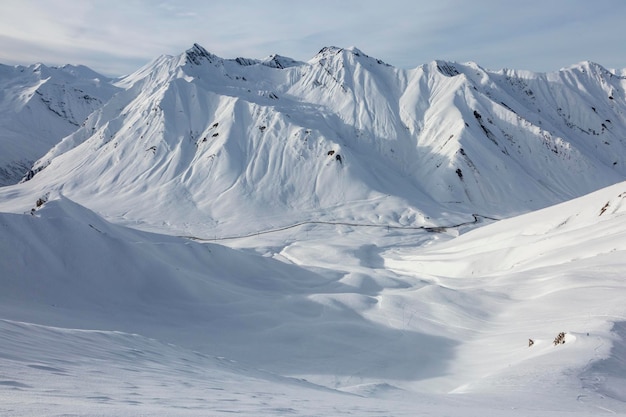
2, 189, 626, 415
1, 45, 626, 416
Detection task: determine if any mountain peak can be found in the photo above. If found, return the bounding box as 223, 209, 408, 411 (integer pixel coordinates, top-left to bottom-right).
261, 54, 303, 69
314, 46, 366, 58
311, 46, 389, 67
185, 43, 217, 65
312, 46, 349, 62
232, 54, 303, 69
344, 46, 366, 56
433, 60, 462, 77
31, 62, 50, 75
316, 46, 344, 55
563, 60, 624, 78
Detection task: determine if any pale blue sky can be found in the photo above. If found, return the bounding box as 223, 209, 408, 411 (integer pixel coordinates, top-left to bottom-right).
1, 0, 625, 76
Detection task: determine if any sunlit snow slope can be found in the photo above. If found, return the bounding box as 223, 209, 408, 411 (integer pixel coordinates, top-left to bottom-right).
2, 177, 626, 415
2, 45, 626, 416
385, 181, 626, 399
2, 44, 625, 234
0, 63, 118, 185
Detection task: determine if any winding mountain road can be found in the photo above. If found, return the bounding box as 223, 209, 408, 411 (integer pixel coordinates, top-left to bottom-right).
182, 214, 499, 242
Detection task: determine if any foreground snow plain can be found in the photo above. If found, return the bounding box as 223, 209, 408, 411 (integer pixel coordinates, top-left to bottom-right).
1, 183, 626, 416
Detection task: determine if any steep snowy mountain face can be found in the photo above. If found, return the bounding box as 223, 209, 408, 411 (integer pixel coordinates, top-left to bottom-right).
2, 44, 624, 234
0, 63, 119, 186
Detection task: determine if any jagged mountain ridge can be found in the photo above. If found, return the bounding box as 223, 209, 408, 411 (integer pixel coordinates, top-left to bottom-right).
5, 43, 626, 234
0, 63, 119, 185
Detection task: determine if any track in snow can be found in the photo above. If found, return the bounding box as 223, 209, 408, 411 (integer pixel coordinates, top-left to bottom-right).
181, 214, 500, 241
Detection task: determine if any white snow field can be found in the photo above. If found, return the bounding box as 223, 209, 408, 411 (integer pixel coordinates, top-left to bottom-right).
1, 45, 626, 415
0, 63, 118, 185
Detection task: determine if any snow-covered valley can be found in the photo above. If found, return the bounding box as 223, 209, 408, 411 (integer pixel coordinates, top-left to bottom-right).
1, 44, 626, 416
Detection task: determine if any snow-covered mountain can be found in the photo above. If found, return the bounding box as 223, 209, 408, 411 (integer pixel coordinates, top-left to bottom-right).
2, 45, 626, 416
3, 43, 624, 235
0, 63, 119, 185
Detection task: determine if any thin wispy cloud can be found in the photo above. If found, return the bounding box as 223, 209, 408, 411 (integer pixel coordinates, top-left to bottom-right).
0, 0, 624, 76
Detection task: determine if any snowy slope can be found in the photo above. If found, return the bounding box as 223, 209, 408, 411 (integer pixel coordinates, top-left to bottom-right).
2, 45, 626, 416
0, 63, 119, 185
384, 180, 626, 400
2, 183, 626, 415
2, 44, 624, 236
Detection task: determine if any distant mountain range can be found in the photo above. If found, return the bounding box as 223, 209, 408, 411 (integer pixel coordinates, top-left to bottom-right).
0, 62, 119, 185
1, 44, 625, 232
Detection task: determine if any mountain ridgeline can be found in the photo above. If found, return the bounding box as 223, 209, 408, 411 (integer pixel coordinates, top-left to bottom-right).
3, 44, 626, 231
0, 63, 119, 185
